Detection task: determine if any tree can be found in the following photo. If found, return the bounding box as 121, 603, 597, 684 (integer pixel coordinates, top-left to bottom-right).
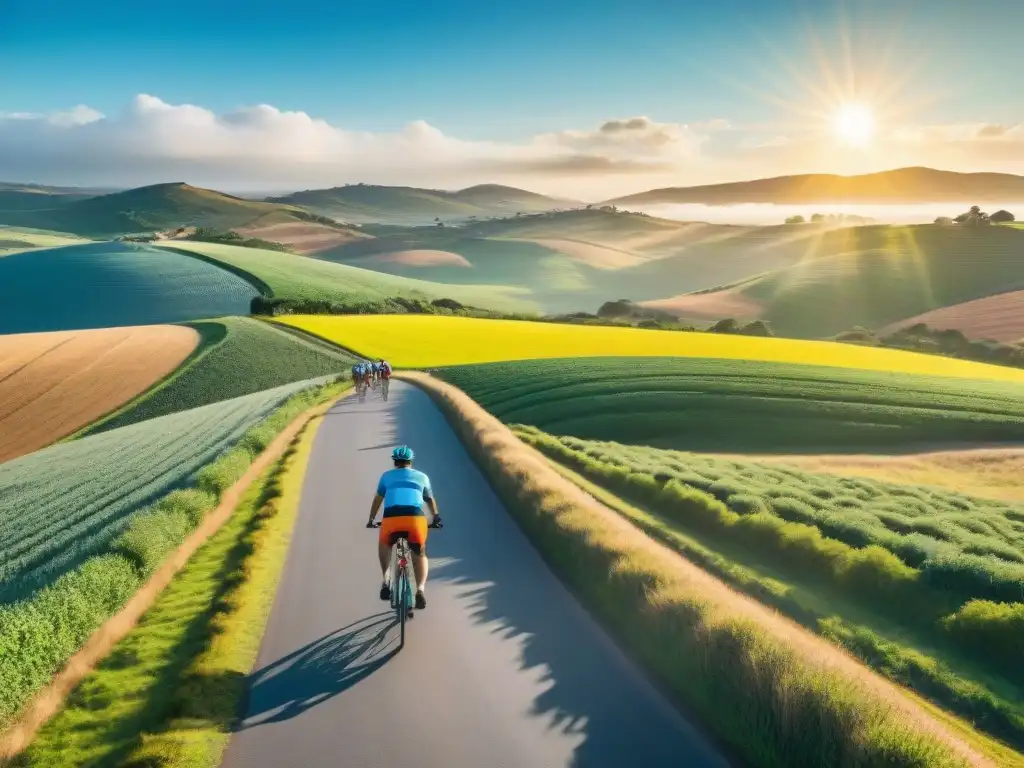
990, 209, 1016, 223
709, 318, 741, 334
784, 215, 805, 224
810, 213, 825, 223
739, 320, 773, 337
597, 299, 635, 318
934, 216, 954, 225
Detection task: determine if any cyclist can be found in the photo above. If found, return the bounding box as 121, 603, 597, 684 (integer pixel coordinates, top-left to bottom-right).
379, 359, 392, 398
352, 362, 364, 395
366, 446, 440, 609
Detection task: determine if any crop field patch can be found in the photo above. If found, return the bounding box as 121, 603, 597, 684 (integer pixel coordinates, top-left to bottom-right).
84, 317, 354, 434
436, 357, 1024, 451
155, 241, 536, 314
0, 379, 325, 602
0, 242, 258, 334
0, 324, 199, 462
530, 432, 1024, 605
281, 314, 1024, 384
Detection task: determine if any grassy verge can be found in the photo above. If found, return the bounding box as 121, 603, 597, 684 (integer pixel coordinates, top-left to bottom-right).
399, 371, 991, 768
0, 379, 347, 739
14, 400, 326, 767
539, 456, 1024, 762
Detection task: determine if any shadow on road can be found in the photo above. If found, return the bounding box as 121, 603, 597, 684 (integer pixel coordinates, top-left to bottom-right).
236, 612, 399, 730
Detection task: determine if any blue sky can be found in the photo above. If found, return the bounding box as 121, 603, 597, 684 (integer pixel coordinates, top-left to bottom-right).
2, 0, 1022, 193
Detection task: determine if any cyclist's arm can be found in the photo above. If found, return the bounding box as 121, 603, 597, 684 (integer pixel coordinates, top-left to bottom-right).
425, 496, 439, 520
368, 494, 383, 525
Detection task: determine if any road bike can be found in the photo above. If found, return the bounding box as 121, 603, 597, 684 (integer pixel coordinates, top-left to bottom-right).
369, 519, 442, 648
380, 376, 390, 401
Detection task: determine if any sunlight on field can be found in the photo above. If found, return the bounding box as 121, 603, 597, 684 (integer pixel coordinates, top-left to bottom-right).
277, 315, 1024, 381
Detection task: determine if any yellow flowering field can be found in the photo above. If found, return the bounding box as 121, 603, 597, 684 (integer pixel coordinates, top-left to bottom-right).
276, 314, 1024, 382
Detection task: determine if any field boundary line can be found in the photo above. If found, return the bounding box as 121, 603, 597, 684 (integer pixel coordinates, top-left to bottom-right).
395, 371, 992, 768
0, 393, 345, 763
154, 244, 275, 297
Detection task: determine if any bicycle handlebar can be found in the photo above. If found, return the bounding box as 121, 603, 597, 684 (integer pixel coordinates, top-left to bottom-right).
366, 520, 443, 529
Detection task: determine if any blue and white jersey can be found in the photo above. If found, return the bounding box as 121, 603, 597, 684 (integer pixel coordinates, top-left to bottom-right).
376, 467, 433, 514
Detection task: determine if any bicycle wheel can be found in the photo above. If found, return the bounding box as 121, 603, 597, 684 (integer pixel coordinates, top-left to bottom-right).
397, 564, 409, 647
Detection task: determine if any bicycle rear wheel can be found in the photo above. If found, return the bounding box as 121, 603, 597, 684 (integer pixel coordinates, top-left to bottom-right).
397, 566, 410, 647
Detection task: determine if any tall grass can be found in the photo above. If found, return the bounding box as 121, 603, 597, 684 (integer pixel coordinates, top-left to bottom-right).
515, 428, 1024, 690
0, 377, 347, 733
399, 372, 985, 768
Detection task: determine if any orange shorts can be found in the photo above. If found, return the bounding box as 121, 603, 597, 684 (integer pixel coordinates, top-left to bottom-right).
378, 513, 428, 550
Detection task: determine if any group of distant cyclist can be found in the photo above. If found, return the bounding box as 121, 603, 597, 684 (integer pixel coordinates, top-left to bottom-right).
352, 358, 393, 400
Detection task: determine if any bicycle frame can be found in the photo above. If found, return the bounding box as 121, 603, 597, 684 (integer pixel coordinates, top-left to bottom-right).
391, 537, 415, 647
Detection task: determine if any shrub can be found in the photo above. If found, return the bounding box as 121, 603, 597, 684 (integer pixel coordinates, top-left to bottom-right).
941, 600, 1024, 685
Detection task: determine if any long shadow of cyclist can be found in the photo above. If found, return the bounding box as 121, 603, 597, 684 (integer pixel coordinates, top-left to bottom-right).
236, 612, 398, 729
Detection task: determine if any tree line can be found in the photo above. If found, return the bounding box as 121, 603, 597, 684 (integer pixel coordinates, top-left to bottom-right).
933, 206, 1015, 226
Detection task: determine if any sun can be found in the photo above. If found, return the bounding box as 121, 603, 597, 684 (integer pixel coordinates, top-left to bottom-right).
832, 103, 876, 147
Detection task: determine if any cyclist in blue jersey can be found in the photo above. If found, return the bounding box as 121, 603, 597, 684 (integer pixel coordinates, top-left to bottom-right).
366, 446, 440, 609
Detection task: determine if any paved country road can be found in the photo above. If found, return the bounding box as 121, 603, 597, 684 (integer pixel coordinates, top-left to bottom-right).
222, 381, 730, 768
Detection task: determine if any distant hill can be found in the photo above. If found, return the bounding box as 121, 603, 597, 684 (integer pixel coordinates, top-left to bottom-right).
645, 224, 1024, 338
0, 182, 365, 247
268, 183, 573, 224
606, 167, 1024, 206
0, 182, 100, 212
308, 208, 840, 314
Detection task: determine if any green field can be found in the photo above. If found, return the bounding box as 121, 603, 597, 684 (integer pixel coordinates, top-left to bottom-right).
156, 240, 537, 313
268, 182, 563, 224
0, 242, 258, 334
82, 317, 355, 434
316, 209, 822, 314
0, 226, 88, 252
436, 357, 1024, 452
520, 428, 1024, 748
0, 183, 331, 238
0, 377, 326, 602
707, 224, 1024, 338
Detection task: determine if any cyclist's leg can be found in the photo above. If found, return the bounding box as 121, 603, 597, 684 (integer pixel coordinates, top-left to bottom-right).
407, 517, 429, 607
377, 520, 396, 598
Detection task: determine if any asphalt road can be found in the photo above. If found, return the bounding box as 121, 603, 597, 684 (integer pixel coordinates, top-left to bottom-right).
222, 380, 730, 768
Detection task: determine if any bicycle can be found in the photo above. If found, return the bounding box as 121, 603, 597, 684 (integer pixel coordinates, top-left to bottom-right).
380, 376, 390, 401
368, 518, 442, 648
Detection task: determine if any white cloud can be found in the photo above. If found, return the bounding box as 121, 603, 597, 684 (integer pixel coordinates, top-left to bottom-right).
0, 96, 730, 196
1, 94, 1021, 197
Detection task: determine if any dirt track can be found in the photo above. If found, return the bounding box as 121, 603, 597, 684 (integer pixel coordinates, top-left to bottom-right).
0, 325, 199, 462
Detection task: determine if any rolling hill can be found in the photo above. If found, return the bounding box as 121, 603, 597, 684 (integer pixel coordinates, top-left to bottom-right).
267, 182, 572, 224
309, 208, 860, 314
155, 240, 538, 313
648, 224, 1024, 338
0, 242, 258, 334
0, 182, 365, 247
0, 183, 98, 212
607, 167, 1024, 206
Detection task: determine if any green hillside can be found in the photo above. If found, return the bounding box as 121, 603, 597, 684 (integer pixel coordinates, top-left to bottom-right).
606, 166, 1024, 206
0, 183, 95, 212
268, 182, 568, 224
0, 242, 258, 334
155, 240, 538, 313
437, 356, 1024, 452
0, 182, 350, 238
313, 209, 834, 314
83, 317, 355, 434
715, 224, 1024, 337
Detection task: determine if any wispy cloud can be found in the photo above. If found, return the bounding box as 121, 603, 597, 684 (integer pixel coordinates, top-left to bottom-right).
0, 94, 1021, 196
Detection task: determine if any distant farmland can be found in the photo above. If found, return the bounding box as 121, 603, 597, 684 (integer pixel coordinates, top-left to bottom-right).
0, 324, 199, 462
436, 356, 1024, 451
0, 242, 257, 334
278, 314, 1024, 382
